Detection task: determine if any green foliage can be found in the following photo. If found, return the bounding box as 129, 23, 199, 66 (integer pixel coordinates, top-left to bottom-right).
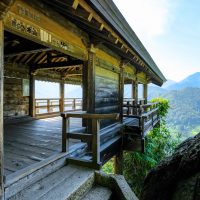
151, 97, 170, 118
123, 97, 180, 197
102, 158, 114, 174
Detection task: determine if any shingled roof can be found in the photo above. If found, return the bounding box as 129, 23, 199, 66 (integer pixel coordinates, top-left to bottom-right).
87, 0, 167, 83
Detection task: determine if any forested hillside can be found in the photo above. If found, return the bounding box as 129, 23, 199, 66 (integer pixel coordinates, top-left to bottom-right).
163, 88, 200, 138
149, 72, 200, 139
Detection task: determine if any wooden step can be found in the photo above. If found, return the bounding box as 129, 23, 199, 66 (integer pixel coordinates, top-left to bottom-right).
8, 165, 95, 200
81, 185, 112, 200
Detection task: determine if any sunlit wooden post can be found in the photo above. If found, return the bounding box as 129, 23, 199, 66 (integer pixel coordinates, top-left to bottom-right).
134, 80, 138, 104
86, 44, 96, 148
0, 20, 4, 200
60, 80, 64, 112
132, 80, 138, 114
92, 119, 100, 164
143, 83, 148, 104
119, 62, 125, 123
62, 114, 70, 152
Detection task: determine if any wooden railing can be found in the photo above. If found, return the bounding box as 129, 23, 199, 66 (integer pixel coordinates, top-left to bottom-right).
64, 98, 82, 111
35, 98, 82, 115
123, 98, 147, 115
123, 102, 159, 136
61, 111, 119, 168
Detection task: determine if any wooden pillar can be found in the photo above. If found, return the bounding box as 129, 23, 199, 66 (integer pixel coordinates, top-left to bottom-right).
92, 119, 100, 164
87, 45, 96, 113
134, 80, 138, 104
60, 80, 65, 112
119, 62, 124, 123
143, 83, 148, 104
29, 74, 36, 117
82, 61, 88, 112
0, 20, 4, 200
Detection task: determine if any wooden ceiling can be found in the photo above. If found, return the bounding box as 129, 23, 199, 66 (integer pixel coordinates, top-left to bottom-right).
4, 31, 83, 80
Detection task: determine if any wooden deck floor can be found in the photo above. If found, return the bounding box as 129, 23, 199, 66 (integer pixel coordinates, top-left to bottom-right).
4, 117, 82, 176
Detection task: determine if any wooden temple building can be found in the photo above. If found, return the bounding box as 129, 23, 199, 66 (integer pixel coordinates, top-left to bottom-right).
0, 0, 166, 199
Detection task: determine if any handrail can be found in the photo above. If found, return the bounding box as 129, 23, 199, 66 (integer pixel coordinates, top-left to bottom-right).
35, 98, 82, 115
123, 102, 160, 137
61, 111, 119, 120
61, 112, 120, 166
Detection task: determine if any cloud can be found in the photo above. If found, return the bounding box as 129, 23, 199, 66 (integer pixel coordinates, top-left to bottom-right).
113, 0, 175, 40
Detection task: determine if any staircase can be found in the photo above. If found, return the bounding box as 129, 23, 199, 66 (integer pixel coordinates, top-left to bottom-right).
7, 164, 137, 200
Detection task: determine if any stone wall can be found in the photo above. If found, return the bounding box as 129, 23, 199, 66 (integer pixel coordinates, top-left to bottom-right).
4, 77, 29, 118
4, 62, 30, 118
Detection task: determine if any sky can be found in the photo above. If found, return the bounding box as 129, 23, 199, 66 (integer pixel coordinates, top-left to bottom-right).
113, 0, 200, 82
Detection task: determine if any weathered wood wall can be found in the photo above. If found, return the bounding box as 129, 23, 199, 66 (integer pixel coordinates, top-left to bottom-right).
94, 46, 120, 126
95, 66, 119, 114
4, 63, 29, 118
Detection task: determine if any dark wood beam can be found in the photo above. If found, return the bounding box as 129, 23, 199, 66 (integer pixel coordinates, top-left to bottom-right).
4, 48, 52, 58
32, 60, 84, 70
0, 21, 4, 198
29, 74, 36, 117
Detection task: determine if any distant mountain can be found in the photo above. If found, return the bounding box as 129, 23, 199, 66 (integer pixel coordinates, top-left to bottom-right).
167, 72, 200, 90
162, 80, 176, 89
148, 73, 200, 138
163, 88, 200, 138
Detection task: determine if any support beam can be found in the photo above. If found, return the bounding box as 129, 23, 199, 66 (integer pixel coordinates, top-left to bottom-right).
82, 62, 88, 112
87, 45, 96, 113
60, 80, 65, 112
131, 80, 135, 100
82, 62, 88, 127
133, 80, 138, 104
119, 61, 125, 122
143, 83, 148, 104
0, 20, 4, 200
29, 74, 36, 117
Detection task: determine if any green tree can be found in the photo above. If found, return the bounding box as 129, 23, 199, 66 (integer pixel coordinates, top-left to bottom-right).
123, 98, 180, 196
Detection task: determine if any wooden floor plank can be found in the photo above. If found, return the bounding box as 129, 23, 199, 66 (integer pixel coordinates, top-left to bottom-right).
4, 117, 83, 176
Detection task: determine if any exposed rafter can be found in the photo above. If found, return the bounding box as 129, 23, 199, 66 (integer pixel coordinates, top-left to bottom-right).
32, 60, 83, 70
4, 48, 52, 58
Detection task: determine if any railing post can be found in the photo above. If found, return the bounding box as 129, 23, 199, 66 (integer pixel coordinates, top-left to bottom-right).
47, 99, 50, 113
127, 101, 130, 116
73, 98, 76, 110
92, 119, 100, 164
36, 102, 39, 114
60, 80, 64, 112
62, 116, 70, 152
140, 117, 144, 137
